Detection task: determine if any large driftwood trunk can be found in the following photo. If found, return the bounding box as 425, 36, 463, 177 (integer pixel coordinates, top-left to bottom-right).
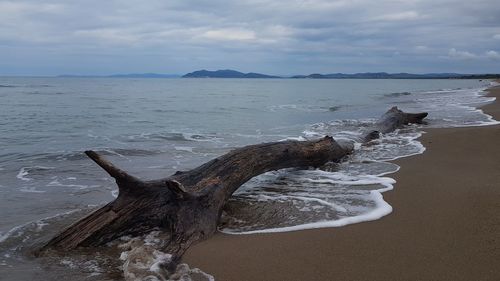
42, 137, 349, 260
40, 107, 427, 265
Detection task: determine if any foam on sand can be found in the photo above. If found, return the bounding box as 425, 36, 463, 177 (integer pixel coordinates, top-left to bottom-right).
118, 231, 215, 281
221, 120, 425, 234
222, 84, 499, 235
222, 174, 395, 234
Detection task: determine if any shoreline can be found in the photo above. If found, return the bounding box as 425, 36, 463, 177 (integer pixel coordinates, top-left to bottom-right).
184, 83, 500, 280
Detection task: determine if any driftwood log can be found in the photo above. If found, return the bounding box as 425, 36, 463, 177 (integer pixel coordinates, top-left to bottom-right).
362, 106, 428, 142
40, 106, 427, 266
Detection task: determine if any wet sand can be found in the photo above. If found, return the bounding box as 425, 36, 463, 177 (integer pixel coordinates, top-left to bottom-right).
184, 84, 500, 281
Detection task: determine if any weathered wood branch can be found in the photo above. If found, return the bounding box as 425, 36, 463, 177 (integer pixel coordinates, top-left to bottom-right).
39, 107, 427, 267
362, 106, 428, 142
41, 136, 350, 256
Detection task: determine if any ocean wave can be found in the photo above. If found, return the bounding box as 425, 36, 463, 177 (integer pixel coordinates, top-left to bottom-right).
15, 151, 88, 162
0, 208, 82, 244
0, 84, 53, 89
46, 178, 100, 189
6, 148, 162, 164
127, 132, 187, 142
268, 104, 335, 113
152, 108, 177, 113
25, 84, 52, 88
19, 186, 46, 193
416, 86, 499, 128
174, 146, 194, 153
384, 91, 411, 97
102, 148, 159, 157
306, 119, 376, 142
126, 132, 222, 143
328, 105, 342, 112
23, 91, 65, 96
16, 166, 55, 182
278, 136, 307, 141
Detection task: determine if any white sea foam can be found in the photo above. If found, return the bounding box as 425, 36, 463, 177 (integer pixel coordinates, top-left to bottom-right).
60, 259, 78, 269
19, 186, 45, 193
118, 231, 215, 281
268, 104, 336, 113
0, 209, 80, 243
183, 133, 222, 142
224, 188, 394, 234
46, 178, 100, 189
222, 169, 396, 234
223, 84, 499, 235
279, 136, 306, 141
16, 168, 31, 182
415, 86, 499, 128
58, 257, 104, 276
174, 146, 194, 153
253, 194, 348, 212
103, 149, 129, 160
16, 166, 54, 182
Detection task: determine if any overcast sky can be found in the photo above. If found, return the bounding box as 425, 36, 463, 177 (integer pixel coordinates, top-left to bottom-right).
1, 0, 499, 76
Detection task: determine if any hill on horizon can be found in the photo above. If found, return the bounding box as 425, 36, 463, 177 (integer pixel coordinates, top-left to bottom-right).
56, 70, 500, 79
182, 69, 280, 78
183, 69, 498, 79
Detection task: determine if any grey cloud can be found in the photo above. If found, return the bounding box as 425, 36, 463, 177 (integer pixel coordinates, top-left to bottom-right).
447, 48, 500, 60
0, 0, 499, 75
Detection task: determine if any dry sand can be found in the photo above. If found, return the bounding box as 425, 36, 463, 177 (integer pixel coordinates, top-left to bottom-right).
184, 84, 500, 281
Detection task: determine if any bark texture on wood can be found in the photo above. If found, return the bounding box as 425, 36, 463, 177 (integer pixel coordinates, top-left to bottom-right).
40, 106, 427, 263
41, 136, 350, 258
362, 106, 428, 142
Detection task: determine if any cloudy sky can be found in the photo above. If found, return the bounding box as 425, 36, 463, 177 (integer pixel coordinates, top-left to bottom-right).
1, 0, 499, 76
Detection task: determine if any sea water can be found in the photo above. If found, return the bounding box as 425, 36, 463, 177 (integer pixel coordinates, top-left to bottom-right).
0, 77, 497, 280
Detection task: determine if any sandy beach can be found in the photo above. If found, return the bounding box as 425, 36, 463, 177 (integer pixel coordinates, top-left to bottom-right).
184, 83, 500, 281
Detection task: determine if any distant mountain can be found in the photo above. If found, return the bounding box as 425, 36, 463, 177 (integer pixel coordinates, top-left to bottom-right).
458, 74, 500, 79
57, 71, 500, 80
58, 73, 180, 78
290, 72, 467, 79
182, 69, 280, 78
